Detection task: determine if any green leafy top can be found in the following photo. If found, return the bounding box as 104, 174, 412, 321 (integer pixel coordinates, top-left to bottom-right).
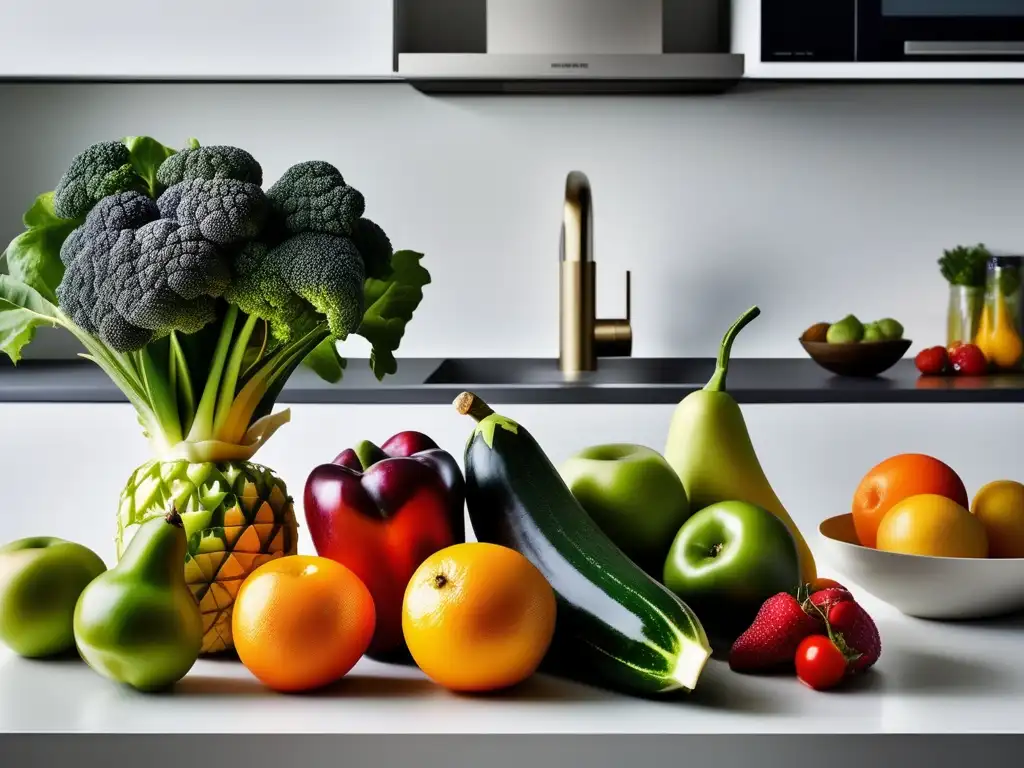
939, 244, 990, 288
0, 136, 430, 462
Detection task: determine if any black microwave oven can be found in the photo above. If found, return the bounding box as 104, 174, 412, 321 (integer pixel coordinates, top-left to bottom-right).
762, 0, 1024, 62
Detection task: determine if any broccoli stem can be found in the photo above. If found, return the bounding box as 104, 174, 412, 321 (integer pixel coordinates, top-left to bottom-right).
216, 326, 328, 446
136, 346, 183, 446
212, 312, 259, 438
168, 332, 196, 436
185, 304, 239, 444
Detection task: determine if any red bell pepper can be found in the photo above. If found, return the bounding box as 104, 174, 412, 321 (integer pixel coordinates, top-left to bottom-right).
304, 431, 465, 660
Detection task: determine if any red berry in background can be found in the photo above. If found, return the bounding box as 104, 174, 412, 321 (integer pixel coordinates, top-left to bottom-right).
949, 343, 988, 376
795, 635, 848, 691
915, 346, 949, 376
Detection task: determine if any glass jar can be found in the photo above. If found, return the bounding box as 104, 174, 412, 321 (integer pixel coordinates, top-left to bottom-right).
976, 255, 1024, 371
946, 284, 984, 348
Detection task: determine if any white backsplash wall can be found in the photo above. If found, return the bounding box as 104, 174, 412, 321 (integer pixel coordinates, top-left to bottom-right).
2, 81, 1024, 361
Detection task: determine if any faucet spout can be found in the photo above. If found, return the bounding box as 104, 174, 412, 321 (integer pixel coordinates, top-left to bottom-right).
558, 171, 632, 375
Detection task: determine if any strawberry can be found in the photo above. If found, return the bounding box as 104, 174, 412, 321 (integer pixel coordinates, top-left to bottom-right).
729, 593, 821, 673
806, 587, 855, 617
808, 578, 849, 595
827, 600, 882, 673
915, 346, 949, 375
949, 343, 988, 376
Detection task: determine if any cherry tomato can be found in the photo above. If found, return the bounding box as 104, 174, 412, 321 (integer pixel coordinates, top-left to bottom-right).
795, 635, 847, 691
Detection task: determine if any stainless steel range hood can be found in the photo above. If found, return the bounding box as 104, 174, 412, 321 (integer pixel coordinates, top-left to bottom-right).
393, 0, 744, 94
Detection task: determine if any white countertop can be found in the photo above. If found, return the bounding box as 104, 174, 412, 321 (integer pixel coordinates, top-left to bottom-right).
2, 584, 1021, 734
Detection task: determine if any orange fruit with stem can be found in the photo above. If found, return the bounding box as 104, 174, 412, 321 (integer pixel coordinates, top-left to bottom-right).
233, 555, 375, 692
402, 542, 556, 692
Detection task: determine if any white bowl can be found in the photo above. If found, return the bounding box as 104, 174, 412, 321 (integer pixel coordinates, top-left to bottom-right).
818, 514, 1024, 620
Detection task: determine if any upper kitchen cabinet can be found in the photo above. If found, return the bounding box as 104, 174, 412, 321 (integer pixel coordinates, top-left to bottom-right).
0, 0, 394, 79
738, 0, 1024, 80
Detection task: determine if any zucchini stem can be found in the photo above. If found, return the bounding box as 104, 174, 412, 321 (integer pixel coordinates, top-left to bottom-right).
454, 391, 494, 422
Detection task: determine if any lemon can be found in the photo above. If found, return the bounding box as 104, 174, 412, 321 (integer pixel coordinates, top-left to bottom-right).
971, 481, 1024, 559
876, 494, 988, 558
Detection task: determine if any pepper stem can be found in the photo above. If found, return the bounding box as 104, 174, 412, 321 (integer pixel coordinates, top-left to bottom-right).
454, 392, 494, 423
705, 306, 761, 393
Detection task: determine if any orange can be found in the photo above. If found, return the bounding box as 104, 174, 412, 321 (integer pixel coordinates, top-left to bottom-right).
233, 555, 375, 692
851, 454, 969, 548
402, 542, 556, 692
971, 480, 1024, 558
876, 494, 988, 558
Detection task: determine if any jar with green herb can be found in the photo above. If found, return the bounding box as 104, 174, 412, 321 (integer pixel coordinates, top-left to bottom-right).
940, 244, 989, 347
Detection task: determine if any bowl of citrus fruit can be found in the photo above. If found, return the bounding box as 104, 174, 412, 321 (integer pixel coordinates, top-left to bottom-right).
818, 453, 1024, 619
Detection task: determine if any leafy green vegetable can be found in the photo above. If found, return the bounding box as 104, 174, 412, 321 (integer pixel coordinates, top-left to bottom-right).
124, 136, 179, 198
939, 244, 990, 288
0, 135, 429, 462
357, 250, 431, 379
2, 192, 82, 303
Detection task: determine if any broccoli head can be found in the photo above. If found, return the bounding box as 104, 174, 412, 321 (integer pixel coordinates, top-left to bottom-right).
266, 161, 365, 238
156, 145, 263, 187
351, 218, 393, 279
57, 191, 232, 352
158, 178, 267, 246
53, 141, 143, 220
268, 232, 366, 339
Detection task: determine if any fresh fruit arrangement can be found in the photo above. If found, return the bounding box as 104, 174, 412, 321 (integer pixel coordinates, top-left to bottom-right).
0, 136, 430, 654
0, 307, 849, 700
802, 315, 905, 345
729, 582, 881, 692
848, 453, 1024, 559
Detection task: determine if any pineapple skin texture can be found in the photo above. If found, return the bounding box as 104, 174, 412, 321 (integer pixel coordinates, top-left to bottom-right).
117, 460, 298, 654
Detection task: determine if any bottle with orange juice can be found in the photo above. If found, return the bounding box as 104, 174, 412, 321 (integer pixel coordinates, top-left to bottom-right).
975, 255, 1024, 370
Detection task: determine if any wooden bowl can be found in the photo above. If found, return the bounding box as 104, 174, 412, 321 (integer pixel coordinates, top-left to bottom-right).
800, 339, 912, 377
819, 514, 1024, 619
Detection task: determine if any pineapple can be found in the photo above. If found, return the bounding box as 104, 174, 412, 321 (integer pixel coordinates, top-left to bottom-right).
117, 460, 298, 654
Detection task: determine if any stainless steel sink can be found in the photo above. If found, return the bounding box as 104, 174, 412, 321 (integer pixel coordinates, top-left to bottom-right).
424, 358, 715, 387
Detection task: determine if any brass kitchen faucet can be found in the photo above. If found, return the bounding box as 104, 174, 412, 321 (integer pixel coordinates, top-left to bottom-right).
559, 171, 632, 375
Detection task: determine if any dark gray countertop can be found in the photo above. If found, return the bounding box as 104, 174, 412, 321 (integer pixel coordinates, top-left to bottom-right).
2, 357, 1024, 405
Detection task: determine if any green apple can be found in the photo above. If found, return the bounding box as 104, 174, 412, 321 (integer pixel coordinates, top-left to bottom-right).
663, 501, 800, 647
560, 444, 690, 574
0, 537, 107, 658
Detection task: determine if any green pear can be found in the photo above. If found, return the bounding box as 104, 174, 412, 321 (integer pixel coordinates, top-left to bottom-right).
826, 315, 864, 344
74, 510, 202, 692
560, 444, 690, 575
0, 538, 106, 658
876, 318, 904, 340
663, 306, 817, 584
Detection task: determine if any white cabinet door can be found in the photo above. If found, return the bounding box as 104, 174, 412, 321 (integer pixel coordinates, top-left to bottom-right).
0, 1, 395, 79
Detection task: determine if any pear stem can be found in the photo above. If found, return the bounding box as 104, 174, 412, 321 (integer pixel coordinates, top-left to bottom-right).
454, 392, 494, 423
705, 306, 761, 393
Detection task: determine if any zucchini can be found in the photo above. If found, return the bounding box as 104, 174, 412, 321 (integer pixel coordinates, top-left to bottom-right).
455, 392, 711, 696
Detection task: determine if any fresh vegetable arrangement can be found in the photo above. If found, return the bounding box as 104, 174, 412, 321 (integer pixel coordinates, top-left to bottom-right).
0, 136, 429, 653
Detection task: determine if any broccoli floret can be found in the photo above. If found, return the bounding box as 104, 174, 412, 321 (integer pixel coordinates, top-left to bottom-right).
111, 220, 230, 334
267, 232, 366, 339
266, 161, 365, 237
53, 141, 143, 219
225, 242, 317, 343
159, 178, 267, 246
156, 145, 263, 187
351, 218, 393, 279
56, 191, 232, 352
